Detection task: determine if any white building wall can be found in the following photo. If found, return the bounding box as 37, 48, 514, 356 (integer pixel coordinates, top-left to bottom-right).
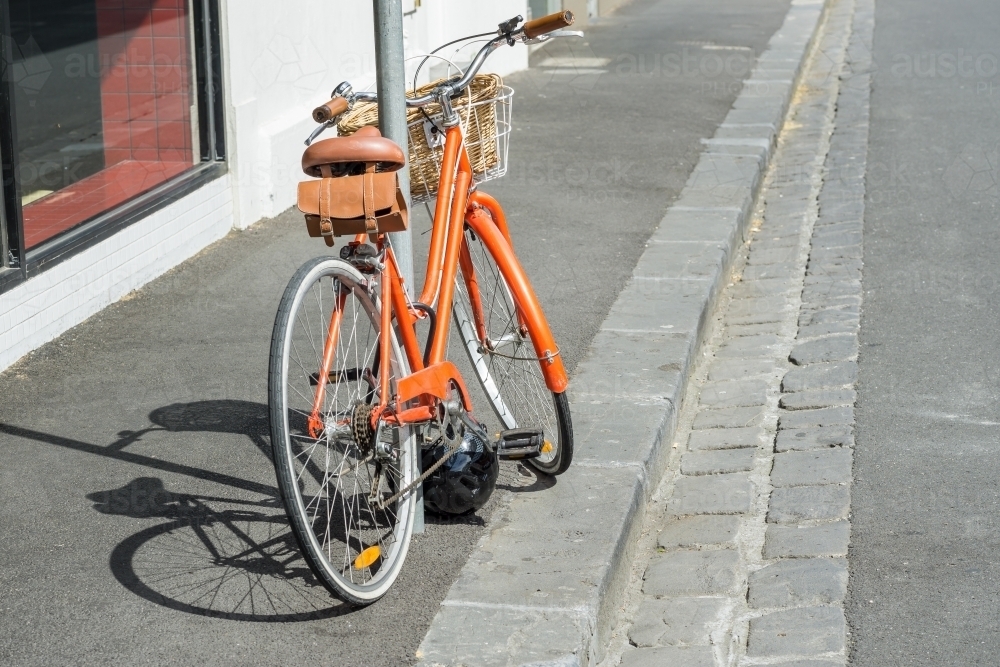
220, 0, 528, 226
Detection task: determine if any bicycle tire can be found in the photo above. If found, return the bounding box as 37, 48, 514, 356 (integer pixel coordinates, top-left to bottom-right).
453, 228, 573, 475
269, 257, 417, 605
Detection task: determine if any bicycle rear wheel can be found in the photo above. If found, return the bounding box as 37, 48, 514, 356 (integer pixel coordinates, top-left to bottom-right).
269, 257, 417, 605
454, 226, 573, 475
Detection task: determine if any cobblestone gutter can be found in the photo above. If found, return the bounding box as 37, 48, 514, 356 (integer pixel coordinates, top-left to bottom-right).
603, 0, 873, 664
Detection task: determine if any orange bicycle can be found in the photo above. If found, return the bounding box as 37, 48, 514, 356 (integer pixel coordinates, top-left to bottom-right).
268, 12, 577, 604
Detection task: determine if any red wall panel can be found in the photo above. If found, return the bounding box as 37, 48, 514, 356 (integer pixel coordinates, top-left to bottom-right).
96, 0, 194, 166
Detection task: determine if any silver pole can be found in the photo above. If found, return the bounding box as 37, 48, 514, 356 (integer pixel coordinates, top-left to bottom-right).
373, 0, 414, 293
373, 0, 423, 534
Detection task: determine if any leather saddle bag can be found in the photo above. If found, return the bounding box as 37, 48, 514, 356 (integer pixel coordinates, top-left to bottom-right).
297, 164, 408, 246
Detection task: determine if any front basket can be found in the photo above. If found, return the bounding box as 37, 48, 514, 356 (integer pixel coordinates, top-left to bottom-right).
338, 74, 513, 203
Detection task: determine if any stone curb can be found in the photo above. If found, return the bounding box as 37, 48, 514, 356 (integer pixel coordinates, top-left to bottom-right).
415, 2, 830, 665
609, 0, 872, 661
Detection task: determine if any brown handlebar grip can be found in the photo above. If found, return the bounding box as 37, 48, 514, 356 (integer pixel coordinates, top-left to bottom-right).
522, 10, 574, 39
312, 97, 349, 124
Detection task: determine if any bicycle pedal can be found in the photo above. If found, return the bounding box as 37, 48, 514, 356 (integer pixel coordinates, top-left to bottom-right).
495, 428, 544, 460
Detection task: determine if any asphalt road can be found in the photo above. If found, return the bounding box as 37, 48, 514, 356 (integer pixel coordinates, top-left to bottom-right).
849, 0, 1000, 663
0, 0, 792, 664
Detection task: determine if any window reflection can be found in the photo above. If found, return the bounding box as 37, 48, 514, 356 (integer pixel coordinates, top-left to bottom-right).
10, 0, 198, 250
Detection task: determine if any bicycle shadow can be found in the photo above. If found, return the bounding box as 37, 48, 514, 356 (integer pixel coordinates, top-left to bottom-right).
0, 397, 349, 622
146, 399, 273, 460
3, 398, 550, 621
107, 399, 356, 621
89, 476, 350, 622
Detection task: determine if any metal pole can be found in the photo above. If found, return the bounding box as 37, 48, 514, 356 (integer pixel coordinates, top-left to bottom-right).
373, 0, 423, 534
373, 0, 414, 293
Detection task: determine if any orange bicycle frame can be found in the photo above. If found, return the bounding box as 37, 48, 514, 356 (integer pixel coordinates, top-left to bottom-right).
308, 124, 568, 431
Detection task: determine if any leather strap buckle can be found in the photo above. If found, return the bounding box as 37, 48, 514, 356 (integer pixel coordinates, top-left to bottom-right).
317, 165, 335, 237
363, 163, 377, 233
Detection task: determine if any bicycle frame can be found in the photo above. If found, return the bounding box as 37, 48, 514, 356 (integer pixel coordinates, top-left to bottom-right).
309, 125, 568, 432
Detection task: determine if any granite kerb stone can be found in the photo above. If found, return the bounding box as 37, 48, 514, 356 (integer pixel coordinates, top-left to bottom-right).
778, 405, 853, 429
764, 521, 850, 558
747, 606, 846, 657
643, 549, 745, 597
619, 646, 715, 667
603, 277, 717, 336
689, 426, 767, 450
771, 448, 852, 487
668, 473, 755, 515
570, 328, 693, 401
704, 142, 771, 161
652, 207, 747, 247
570, 396, 676, 470
658, 515, 742, 549
768, 484, 850, 523
628, 596, 729, 648
779, 388, 856, 410
749, 558, 848, 608
634, 240, 727, 282
682, 448, 756, 476
775, 425, 854, 452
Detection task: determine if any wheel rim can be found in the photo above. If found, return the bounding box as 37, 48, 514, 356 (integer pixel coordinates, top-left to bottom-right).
454, 232, 563, 469
274, 261, 415, 600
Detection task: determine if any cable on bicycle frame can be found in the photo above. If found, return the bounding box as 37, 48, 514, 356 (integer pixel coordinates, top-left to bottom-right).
481, 345, 562, 363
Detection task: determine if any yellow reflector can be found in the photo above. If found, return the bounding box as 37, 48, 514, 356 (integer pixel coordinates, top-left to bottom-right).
541, 440, 554, 454
353, 545, 381, 570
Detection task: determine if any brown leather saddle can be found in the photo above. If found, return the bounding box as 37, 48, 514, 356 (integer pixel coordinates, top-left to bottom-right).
297, 126, 408, 245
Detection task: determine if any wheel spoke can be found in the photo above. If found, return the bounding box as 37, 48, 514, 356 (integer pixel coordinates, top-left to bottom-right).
455, 229, 569, 471
270, 260, 415, 604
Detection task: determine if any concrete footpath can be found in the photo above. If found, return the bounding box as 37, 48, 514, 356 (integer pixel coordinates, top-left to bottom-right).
415, 0, 839, 665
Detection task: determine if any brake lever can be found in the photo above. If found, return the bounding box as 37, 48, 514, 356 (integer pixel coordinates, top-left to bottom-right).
305, 120, 335, 147
498, 15, 523, 35
523, 29, 585, 45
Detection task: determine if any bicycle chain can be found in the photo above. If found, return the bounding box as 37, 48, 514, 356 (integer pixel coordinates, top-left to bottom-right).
376, 438, 459, 511
352, 402, 376, 454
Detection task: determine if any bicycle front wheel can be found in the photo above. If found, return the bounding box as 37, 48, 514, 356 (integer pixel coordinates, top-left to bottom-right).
454, 227, 573, 475
269, 257, 417, 605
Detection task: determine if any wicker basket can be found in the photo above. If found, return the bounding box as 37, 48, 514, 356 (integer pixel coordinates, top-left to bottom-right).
338, 74, 512, 203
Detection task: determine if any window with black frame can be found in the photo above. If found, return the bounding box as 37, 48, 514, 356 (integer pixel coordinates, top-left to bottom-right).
0, 0, 223, 281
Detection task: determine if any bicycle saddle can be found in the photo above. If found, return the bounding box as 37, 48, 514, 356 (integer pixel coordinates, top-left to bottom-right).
301, 126, 406, 177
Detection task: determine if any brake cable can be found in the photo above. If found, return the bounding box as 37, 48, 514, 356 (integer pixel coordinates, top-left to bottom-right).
411, 31, 496, 90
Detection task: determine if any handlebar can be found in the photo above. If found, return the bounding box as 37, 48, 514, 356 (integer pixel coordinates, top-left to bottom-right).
312, 97, 349, 123
304, 11, 579, 144
439, 11, 576, 96
523, 10, 575, 39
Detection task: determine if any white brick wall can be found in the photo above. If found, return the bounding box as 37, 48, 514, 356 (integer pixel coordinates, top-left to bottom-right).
0, 174, 234, 373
